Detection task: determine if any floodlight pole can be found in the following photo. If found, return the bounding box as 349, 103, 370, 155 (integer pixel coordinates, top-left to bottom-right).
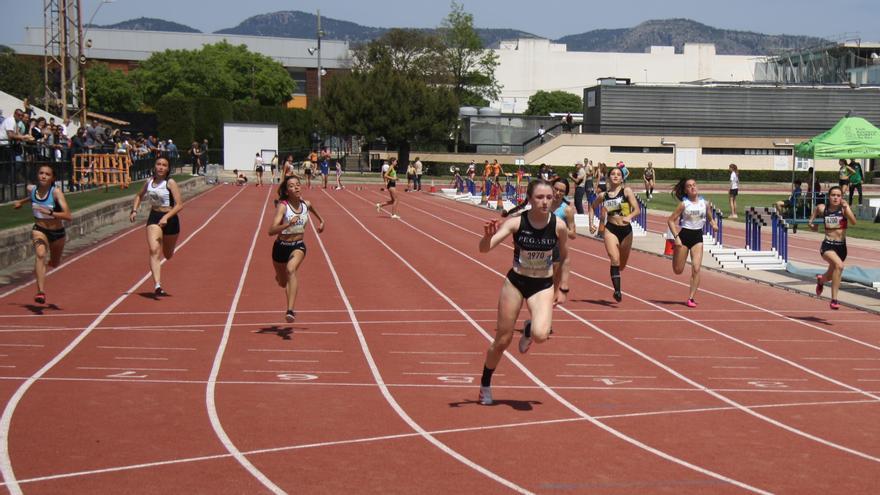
316, 10, 323, 100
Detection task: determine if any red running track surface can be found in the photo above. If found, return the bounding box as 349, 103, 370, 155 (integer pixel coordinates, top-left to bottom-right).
0, 184, 878, 494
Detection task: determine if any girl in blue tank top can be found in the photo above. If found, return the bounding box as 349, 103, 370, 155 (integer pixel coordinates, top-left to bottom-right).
13, 164, 72, 304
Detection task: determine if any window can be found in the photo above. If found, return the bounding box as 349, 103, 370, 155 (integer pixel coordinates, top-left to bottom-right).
610, 146, 673, 154
702, 148, 792, 156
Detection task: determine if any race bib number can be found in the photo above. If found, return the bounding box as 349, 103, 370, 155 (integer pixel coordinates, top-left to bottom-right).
824, 215, 841, 228
603, 197, 623, 213
517, 249, 551, 270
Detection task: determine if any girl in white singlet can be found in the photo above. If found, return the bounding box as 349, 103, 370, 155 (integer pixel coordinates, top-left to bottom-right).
13, 164, 72, 304
667, 178, 717, 307
129, 158, 183, 297
268, 176, 325, 322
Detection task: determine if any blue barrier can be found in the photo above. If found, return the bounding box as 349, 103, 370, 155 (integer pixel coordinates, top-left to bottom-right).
634, 196, 648, 230
770, 212, 789, 262
467, 179, 476, 196
505, 182, 516, 200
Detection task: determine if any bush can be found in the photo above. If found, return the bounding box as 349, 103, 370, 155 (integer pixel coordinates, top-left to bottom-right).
155, 96, 195, 148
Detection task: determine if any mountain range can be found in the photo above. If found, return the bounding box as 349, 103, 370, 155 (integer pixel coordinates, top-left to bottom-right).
92, 12, 827, 56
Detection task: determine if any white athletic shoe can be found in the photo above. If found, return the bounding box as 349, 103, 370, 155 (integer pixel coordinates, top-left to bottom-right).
478, 386, 493, 405
518, 320, 532, 354
391, 214, 401, 219
375, 203, 381, 213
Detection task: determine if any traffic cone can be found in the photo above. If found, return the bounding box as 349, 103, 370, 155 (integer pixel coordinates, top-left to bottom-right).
429, 179, 436, 193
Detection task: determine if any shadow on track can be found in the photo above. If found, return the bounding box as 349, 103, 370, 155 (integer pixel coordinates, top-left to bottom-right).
449, 399, 542, 411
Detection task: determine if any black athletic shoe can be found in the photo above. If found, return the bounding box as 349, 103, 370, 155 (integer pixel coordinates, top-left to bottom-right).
154, 286, 167, 297
613, 290, 622, 302
285, 310, 296, 323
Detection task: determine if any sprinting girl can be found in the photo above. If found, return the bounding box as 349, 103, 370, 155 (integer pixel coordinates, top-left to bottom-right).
667, 178, 718, 307
588, 167, 640, 302
376, 157, 400, 219
268, 176, 325, 322
809, 186, 856, 309
643, 162, 656, 200
334, 161, 344, 190
477, 179, 569, 405
129, 157, 183, 296
13, 164, 72, 304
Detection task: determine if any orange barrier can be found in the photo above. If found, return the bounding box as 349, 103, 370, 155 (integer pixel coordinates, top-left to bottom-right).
73, 153, 132, 189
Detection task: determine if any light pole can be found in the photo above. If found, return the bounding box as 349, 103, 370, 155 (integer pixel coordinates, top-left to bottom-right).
316, 10, 323, 101
79, 0, 115, 125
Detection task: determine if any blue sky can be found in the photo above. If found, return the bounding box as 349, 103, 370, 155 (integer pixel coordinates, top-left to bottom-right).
4, 0, 879, 46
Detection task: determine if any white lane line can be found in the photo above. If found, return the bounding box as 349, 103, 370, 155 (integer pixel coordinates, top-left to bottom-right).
557, 375, 657, 379
247, 349, 341, 353
390, 351, 480, 355
634, 337, 715, 342
533, 352, 619, 357
0, 367, 15, 369
803, 357, 880, 361
398, 192, 880, 468
379, 332, 466, 337
713, 366, 760, 370
708, 377, 808, 382
857, 379, 880, 382
420, 361, 470, 365
98, 346, 196, 351
565, 364, 615, 367
113, 357, 169, 361
314, 198, 532, 494
0, 344, 43, 348
6, 395, 879, 488
340, 191, 768, 494
548, 335, 593, 339
0, 186, 250, 495
757, 339, 838, 343
204, 186, 284, 495
401, 372, 501, 376
668, 356, 758, 360
268, 360, 319, 364
76, 367, 187, 372
854, 368, 880, 371
0, 186, 225, 300
242, 370, 350, 374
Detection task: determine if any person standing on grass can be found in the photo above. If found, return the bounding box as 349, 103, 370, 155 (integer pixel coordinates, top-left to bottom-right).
376, 157, 401, 219
848, 159, 863, 206
810, 186, 856, 310
728, 163, 739, 218
643, 161, 656, 200
588, 167, 640, 303
269, 176, 326, 322
667, 178, 718, 308
837, 159, 854, 199
477, 179, 569, 405
13, 165, 72, 305
129, 157, 183, 297
569, 161, 587, 214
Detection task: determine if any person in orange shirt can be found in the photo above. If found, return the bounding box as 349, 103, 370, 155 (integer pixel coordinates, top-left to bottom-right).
492, 159, 502, 181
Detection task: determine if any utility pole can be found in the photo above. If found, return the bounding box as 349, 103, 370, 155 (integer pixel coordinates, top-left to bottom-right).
43, 0, 88, 124
317, 10, 323, 100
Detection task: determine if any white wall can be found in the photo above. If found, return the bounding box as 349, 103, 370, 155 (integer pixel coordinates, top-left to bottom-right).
223, 123, 278, 171
493, 39, 757, 113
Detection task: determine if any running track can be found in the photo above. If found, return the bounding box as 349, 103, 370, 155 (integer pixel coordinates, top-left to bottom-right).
0, 184, 878, 493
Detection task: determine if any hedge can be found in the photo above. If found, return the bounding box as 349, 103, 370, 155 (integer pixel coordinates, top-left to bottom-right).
155, 96, 194, 149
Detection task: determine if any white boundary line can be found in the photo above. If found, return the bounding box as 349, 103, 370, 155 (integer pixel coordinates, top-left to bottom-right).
330, 191, 769, 494
310, 202, 533, 494
0, 184, 223, 300
373, 191, 880, 464
0, 186, 248, 495
4, 395, 874, 488
204, 186, 284, 494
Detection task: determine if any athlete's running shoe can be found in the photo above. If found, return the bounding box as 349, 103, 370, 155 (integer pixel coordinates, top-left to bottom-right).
34, 292, 46, 304
478, 386, 493, 405
391, 214, 401, 219
375, 203, 381, 213
830, 300, 840, 310
285, 310, 296, 322
686, 298, 697, 308
815, 275, 825, 296
154, 286, 167, 297
518, 320, 533, 354
613, 290, 622, 302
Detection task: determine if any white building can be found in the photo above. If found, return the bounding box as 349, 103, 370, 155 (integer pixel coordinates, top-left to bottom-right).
492, 38, 757, 113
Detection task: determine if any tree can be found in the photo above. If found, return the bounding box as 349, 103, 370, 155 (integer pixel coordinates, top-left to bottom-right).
440, 1, 501, 107
0, 53, 42, 102
134, 41, 295, 106
352, 28, 445, 80
85, 63, 143, 113
525, 90, 583, 116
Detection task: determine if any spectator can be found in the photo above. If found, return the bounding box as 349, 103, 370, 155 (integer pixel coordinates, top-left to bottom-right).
165, 139, 178, 169
537, 125, 545, 144
414, 156, 423, 191
569, 161, 587, 214
200, 138, 209, 171
189, 141, 201, 176
848, 159, 864, 206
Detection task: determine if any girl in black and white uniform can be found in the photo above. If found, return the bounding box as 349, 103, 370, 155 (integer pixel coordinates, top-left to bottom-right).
477, 179, 569, 405
809, 186, 856, 310
269, 176, 325, 322
667, 178, 718, 307
13, 164, 72, 304
130, 157, 183, 296
588, 167, 640, 302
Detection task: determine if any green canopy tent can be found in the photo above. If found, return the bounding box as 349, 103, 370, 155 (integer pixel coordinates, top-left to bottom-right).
788, 116, 880, 221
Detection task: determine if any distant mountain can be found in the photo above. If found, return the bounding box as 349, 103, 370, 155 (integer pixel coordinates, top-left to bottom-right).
214, 11, 537, 47
556, 19, 827, 55
90, 13, 828, 56
90, 17, 200, 33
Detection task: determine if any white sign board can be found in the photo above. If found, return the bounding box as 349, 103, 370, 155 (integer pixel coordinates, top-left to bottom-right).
675, 148, 698, 169
223, 123, 279, 171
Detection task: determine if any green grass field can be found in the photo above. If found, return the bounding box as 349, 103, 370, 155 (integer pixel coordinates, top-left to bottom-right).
0, 175, 193, 231
638, 191, 880, 241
